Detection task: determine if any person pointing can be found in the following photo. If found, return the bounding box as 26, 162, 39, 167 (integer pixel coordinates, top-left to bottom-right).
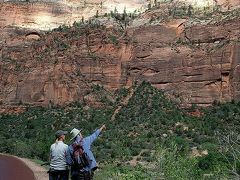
67, 124, 106, 180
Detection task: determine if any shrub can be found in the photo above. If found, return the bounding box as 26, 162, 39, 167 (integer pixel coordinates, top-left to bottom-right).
1, 82, 240, 179
155, 145, 199, 179
109, 35, 119, 45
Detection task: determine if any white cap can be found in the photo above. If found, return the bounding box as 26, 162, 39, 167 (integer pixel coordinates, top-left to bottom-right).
70, 128, 81, 140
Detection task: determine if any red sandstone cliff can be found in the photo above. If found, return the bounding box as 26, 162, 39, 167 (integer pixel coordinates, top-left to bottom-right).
0, 1, 240, 107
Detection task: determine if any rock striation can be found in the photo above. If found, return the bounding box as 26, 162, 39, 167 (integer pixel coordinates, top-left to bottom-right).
0, 1, 240, 107
128, 19, 240, 106
0, 0, 147, 31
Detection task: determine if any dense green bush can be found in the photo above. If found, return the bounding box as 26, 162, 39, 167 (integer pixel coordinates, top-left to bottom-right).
0, 82, 240, 178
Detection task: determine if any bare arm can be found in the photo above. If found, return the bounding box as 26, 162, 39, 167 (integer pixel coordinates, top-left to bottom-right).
99, 124, 106, 132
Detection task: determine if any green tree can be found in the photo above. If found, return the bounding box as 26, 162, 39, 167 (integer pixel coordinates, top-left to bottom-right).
114, 7, 118, 15
96, 10, 99, 18
187, 5, 193, 17
81, 16, 85, 24
148, 3, 152, 10
154, 0, 157, 7
122, 7, 127, 21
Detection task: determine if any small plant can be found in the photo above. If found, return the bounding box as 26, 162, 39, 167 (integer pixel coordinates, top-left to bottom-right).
88, 51, 98, 61
95, 10, 99, 18
53, 24, 69, 32
188, 5, 193, 17
109, 35, 118, 45
216, 131, 240, 178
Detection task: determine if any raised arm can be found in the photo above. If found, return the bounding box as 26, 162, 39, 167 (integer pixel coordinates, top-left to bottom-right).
85, 124, 106, 145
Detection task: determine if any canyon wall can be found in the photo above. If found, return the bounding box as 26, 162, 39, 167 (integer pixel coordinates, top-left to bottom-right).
128, 20, 240, 106
0, 0, 146, 31
1, 16, 240, 107
0, 0, 240, 107
0, 0, 239, 32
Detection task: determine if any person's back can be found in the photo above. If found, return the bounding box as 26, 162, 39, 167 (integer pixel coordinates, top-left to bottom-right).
50, 141, 68, 170
49, 130, 69, 180
67, 125, 106, 180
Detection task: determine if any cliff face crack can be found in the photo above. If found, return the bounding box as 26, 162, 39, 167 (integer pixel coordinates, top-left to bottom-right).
152, 82, 171, 85
25, 32, 41, 38
221, 72, 229, 76
129, 67, 142, 72
142, 68, 160, 76
204, 81, 219, 86
191, 37, 226, 44
184, 79, 221, 83
183, 74, 203, 77
136, 54, 151, 59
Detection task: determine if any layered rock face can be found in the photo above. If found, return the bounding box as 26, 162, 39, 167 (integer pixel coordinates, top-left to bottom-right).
0, 1, 240, 107
0, 25, 132, 105
128, 19, 240, 106
0, 0, 147, 31
217, 0, 240, 9
1, 16, 240, 107
0, 0, 239, 33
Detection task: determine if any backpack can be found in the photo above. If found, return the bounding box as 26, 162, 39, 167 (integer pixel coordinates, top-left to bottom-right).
71, 142, 90, 169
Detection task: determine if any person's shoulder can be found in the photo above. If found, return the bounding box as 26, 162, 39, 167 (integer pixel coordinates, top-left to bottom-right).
63, 143, 68, 147
50, 143, 55, 149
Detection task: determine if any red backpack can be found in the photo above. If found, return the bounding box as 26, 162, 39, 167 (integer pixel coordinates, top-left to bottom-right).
71, 142, 90, 169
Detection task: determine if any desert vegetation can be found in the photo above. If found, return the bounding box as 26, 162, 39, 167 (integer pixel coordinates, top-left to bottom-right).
1, 0, 240, 179
0, 82, 240, 179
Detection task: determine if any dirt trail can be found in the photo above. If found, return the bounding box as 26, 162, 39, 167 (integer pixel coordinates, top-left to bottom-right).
111, 87, 135, 121
19, 158, 48, 180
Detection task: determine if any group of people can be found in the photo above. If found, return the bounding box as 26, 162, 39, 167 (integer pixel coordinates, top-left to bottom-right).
49, 124, 106, 180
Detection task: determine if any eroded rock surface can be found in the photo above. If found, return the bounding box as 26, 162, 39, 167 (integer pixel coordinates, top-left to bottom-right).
0, 0, 147, 31
0, 1, 240, 107
128, 18, 240, 106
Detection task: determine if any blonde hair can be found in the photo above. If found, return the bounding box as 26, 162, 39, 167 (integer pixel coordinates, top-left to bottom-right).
55, 137, 62, 146
55, 139, 59, 146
